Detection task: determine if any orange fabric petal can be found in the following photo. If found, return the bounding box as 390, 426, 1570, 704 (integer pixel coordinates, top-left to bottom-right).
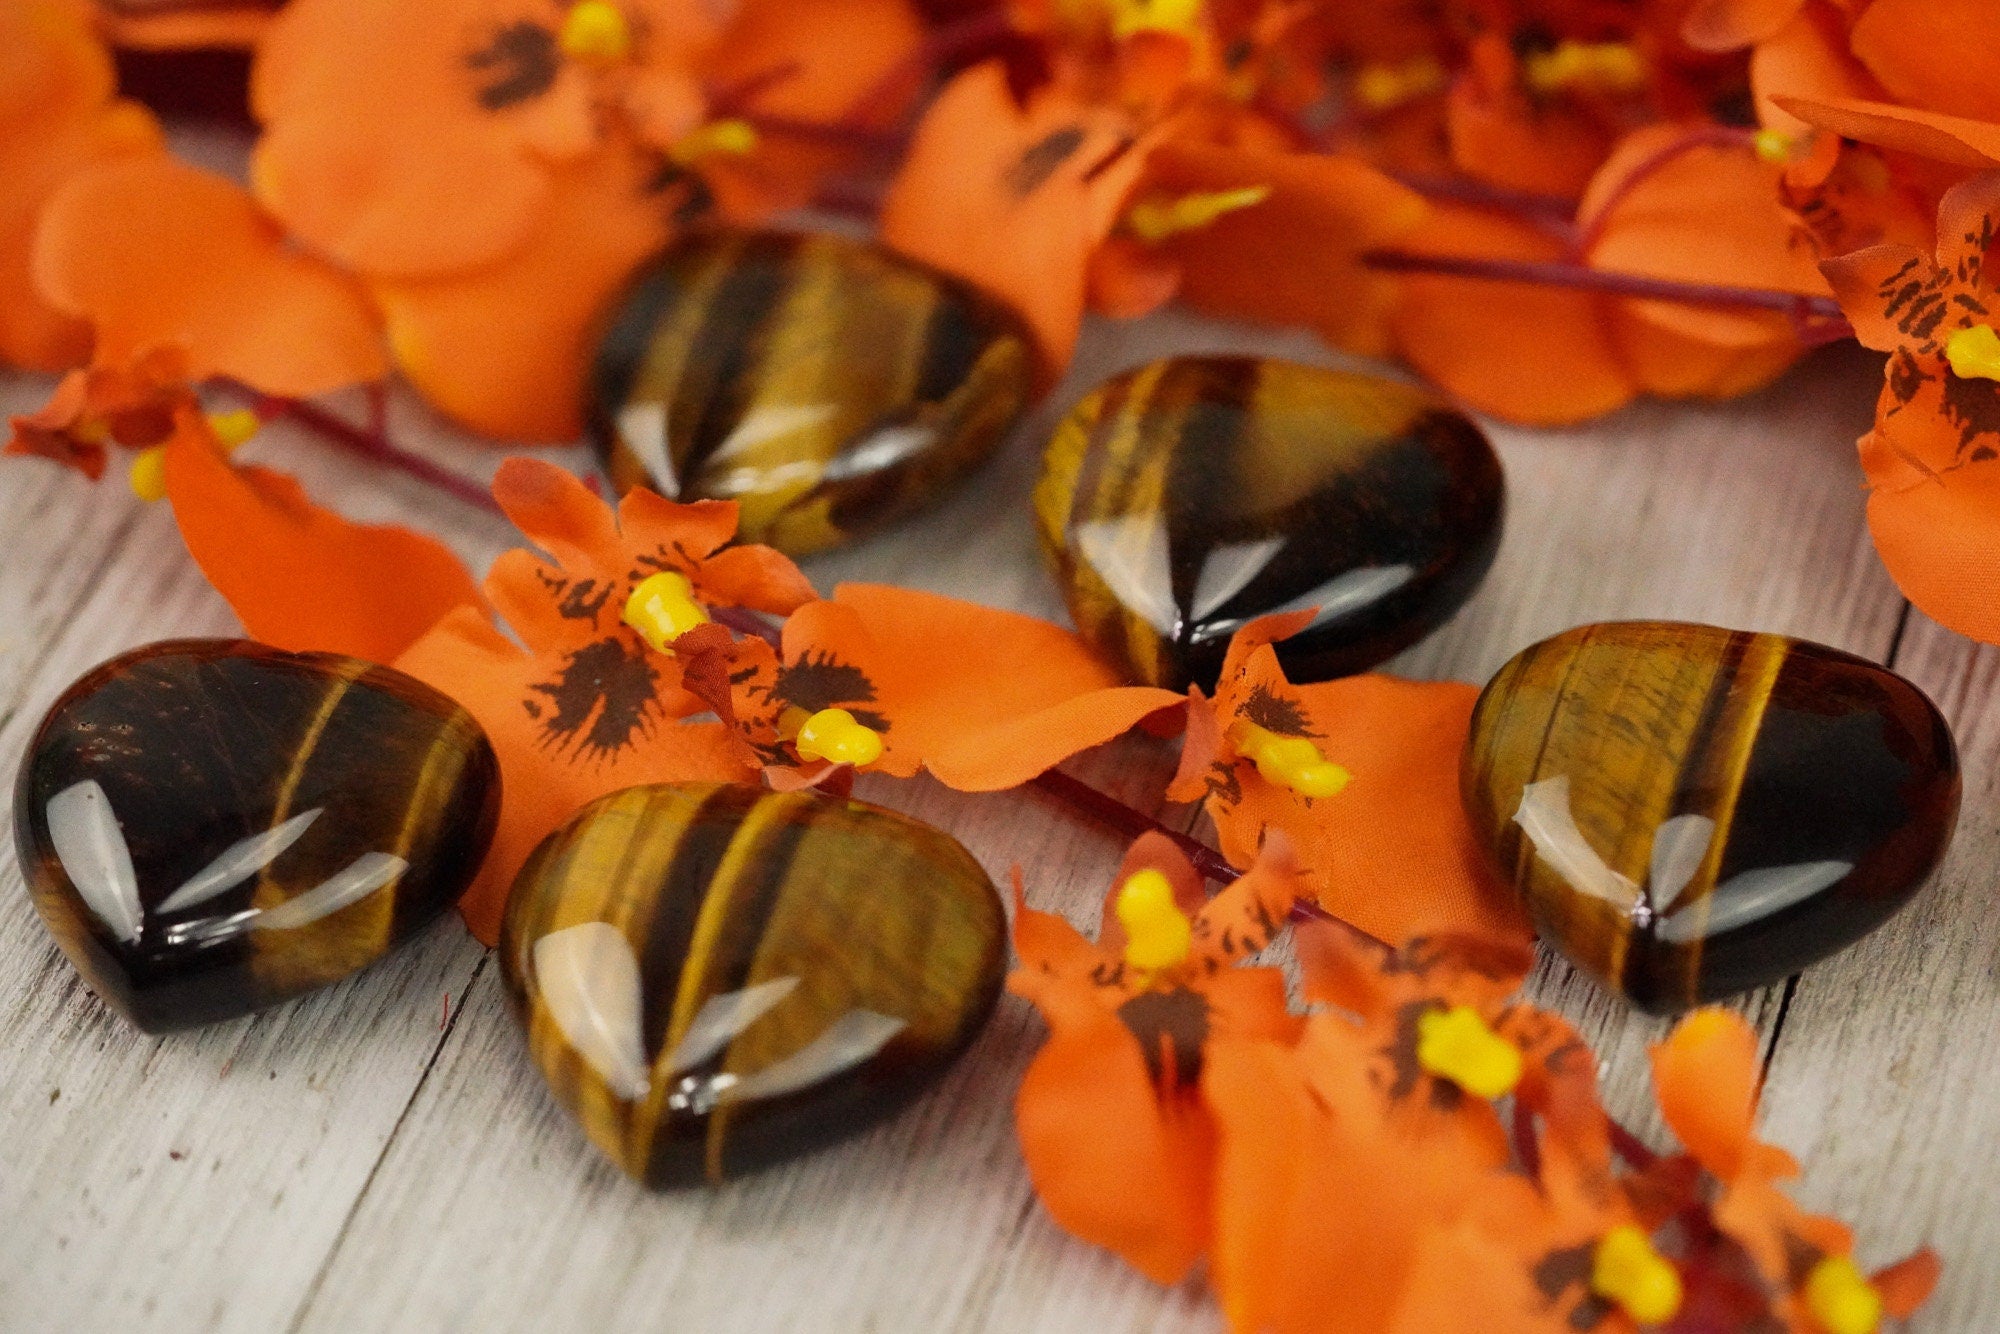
879, 60, 1152, 377
1649, 1007, 1773, 1181
1582, 126, 1826, 356
786, 583, 1182, 788
1447, 34, 1613, 199
1204, 660, 1531, 948
99, 6, 273, 50
161, 411, 481, 664
395, 607, 756, 942
1749, 2, 1878, 146
1388, 202, 1637, 425
1850, 0, 2000, 125
1776, 95, 2000, 171
1682, 0, 1805, 51
250, 0, 603, 275
1085, 234, 1182, 320
1187, 831, 1302, 971
0, 0, 161, 372
1138, 141, 1429, 359
369, 146, 675, 440
34, 156, 386, 395
695, 0, 924, 220
1099, 832, 1208, 950
1008, 973, 1213, 1284
1872, 1249, 1942, 1318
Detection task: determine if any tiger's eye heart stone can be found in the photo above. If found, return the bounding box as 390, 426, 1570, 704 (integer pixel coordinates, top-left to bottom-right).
14, 640, 500, 1032
501, 782, 1005, 1187
1462, 622, 1959, 1013
590, 229, 1035, 556
1035, 355, 1504, 691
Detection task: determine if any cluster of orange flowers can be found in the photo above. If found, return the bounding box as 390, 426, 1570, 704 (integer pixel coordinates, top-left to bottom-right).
4, 0, 2000, 641
0, 2, 1976, 1327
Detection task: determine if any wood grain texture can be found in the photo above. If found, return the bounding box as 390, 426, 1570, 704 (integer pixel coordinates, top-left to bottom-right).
2, 295, 1985, 1331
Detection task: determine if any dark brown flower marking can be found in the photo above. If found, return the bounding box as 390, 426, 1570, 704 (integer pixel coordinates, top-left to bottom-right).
1242, 684, 1314, 737
1938, 366, 2000, 456
772, 651, 889, 732
1008, 125, 1087, 196
468, 21, 560, 111
1384, 999, 1466, 1112
525, 636, 663, 761
1117, 987, 1209, 1088
1532, 1244, 1615, 1331
538, 570, 615, 624
1188, 892, 1283, 970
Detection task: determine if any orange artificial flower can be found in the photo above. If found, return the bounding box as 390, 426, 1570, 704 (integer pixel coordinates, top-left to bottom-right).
1204, 923, 1547, 1332
253, 0, 922, 439
395, 458, 816, 941
1820, 171, 2000, 644
5, 345, 187, 478
32, 155, 387, 396
880, 59, 1154, 377
706, 582, 1183, 790
158, 408, 484, 667
1009, 832, 1304, 1283
1391, 124, 1831, 423
1165, 611, 1530, 948
1651, 1010, 1940, 1329
0, 0, 163, 371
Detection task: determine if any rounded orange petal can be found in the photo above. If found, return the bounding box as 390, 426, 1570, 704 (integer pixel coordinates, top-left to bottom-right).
1775, 94, 2000, 171
1650, 1007, 1762, 1179
1851, 0, 2000, 124
372, 148, 674, 440
33, 155, 385, 395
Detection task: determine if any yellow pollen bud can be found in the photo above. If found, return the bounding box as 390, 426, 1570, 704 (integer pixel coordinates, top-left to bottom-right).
1804, 1256, 1883, 1334
1415, 1004, 1524, 1098
794, 707, 885, 768
1590, 1225, 1683, 1325
129, 446, 169, 503
1125, 185, 1271, 244
1229, 721, 1351, 799
206, 408, 261, 451
1110, 0, 1203, 40
1352, 55, 1448, 111
669, 118, 759, 166
623, 570, 708, 652
1116, 868, 1193, 973
559, 0, 630, 62
1946, 324, 2000, 382
1522, 41, 1646, 95
1753, 129, 1796, 164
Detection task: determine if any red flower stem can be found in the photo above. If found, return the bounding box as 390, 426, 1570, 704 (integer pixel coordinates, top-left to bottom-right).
1569, 125, 1758, 258
1512, 1099, 1543, 1181
1361, 248, 1853, 329
1388, 171, 1581, 245
1608, 1117, 1658, 1169
1026, 768, 1241, 885
251, 392, 506, 516
712, 604, 783, 646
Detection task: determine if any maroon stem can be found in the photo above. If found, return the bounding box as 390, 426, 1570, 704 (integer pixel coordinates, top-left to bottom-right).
1027, 768, 1241, 885
1389, 171, 1582, 247
712, 604, 783, 646
1608, 1118, 1659, 1170
247, 391, 505, 516
1362, 248, 1853, 330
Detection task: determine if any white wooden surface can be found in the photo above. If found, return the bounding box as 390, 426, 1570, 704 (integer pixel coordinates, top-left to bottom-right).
0, 303, 1989, 1331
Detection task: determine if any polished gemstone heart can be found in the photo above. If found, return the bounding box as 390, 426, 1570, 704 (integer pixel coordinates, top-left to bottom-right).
589, 229, 1035, 556
1462, 622, 1959, 1012
501, 782, 1005, 1187
14, 640, 499, 1031
1035, 355, 1504, 690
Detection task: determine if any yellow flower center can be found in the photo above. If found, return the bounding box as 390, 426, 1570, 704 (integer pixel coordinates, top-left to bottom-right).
1228, 721, 1350, 798
1590, 1225, 1683, 1324
1352, 56, 1448, 111
1116, 868, 1193, 973
1522, 41, 1646, 95
669, 119, 760, 167
1945, 324, 2000, 382
559, 0, 631, 63
1109, 0, 1203, 40
1414, 1005, 1524, 1098
623, 570, 709, 652
1125, 186, 1271, 244
1805, 1256, 1883, 1334
793, 707, 885, 768
131, 409, 262, 503
1753, 129, 1797, 164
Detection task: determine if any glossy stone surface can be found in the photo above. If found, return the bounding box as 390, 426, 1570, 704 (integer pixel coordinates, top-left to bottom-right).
1035, 356, 1504, 691
1462, 622, 1959, 1012
14, 640, 499, 1032
589, 229, 1035, 556
501, 782, 1005, 1187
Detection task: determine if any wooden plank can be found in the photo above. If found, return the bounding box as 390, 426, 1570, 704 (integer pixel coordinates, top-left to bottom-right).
0, 380, 522, 1331
287, 325, 1910, 1330
1754, 611, 2000, 1328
